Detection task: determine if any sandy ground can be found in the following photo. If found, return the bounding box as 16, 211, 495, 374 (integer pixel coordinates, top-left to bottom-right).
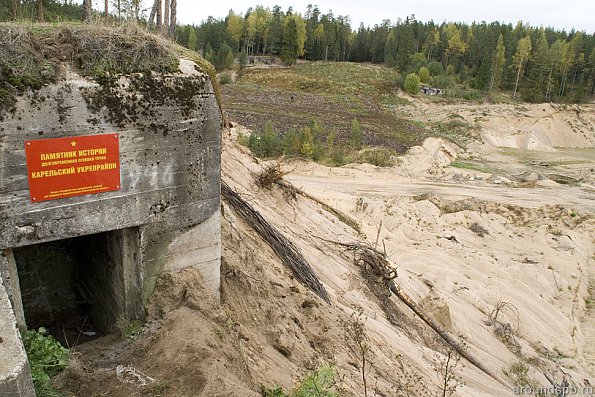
55, 101, 594, 397
398, 99, 595, 152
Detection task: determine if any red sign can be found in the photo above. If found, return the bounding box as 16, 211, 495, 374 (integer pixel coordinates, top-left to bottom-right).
25, 134, 121, 202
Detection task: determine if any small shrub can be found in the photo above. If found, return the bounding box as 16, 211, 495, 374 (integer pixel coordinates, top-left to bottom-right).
239, 49, 248, 69
293, 365, 337, 397
219, 72, 232, 85
504, 361, 539, 390
468, 222, 489, 237
237, 132, 250, 146
150, 381, 169, 397
260, 365, 337, 397
261, 386, 287, 397
22, 328, 69, 397
124, 320, 143, 339
350, 118, 362, 150
418, 66, 430, 83
356, 147, 396, 167
404, 73, 420, 95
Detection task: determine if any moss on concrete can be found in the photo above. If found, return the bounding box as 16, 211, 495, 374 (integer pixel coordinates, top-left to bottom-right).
0, 23, 218, 116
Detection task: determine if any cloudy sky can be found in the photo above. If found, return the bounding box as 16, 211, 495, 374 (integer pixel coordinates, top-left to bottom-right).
94, 0, 595, 33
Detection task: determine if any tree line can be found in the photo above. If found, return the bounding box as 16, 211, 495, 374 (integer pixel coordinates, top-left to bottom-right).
1, 0, 177, 38
175, 5, 595, 103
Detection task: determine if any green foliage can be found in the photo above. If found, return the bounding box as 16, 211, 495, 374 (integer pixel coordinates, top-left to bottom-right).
450, 161, 495, 173
124, 320, 143, 339
504, 361, 540, 390
247, 121, 282, 158
418, 66, 430, 83
150, 381, 169, 397
22, 328, 69, 397
261, 365, 337, 397
0, 25, 179, 114
292, 366, 336, 397
0, 0, 83, 22
187, 28, 198, 51
239, 49, 248, 69
427, 61, 443, 77
219, 72, 232, 85
432, 119, 479, 147
404, 73, 420, 95
350, 118, 362, 150
431, 74, 454, 89
281, 15, 307, 65
355, 147, 396, 167
221, 43, 235, 70
244, 118, 395, 168
261, 386, 287, 397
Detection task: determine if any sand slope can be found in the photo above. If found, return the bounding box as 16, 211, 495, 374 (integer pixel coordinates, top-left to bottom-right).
56, 116, 593, 396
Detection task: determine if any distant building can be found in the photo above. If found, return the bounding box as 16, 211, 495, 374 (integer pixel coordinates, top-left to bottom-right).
420, 86, 443, 95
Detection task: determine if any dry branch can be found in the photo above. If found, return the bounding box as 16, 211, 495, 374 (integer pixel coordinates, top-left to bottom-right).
324, 238, 509, 387
221, 181, 331, 304
256, 163, 287, 189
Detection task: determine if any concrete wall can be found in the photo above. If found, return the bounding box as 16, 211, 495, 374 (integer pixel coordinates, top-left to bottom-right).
0, 57, 222, 329
0, 277, 35, 397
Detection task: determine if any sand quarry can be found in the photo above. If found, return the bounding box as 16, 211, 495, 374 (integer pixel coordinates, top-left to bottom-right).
56, 101, 594, 396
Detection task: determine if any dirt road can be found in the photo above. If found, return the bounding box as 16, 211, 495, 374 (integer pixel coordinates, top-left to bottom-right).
286, 173, 595, 214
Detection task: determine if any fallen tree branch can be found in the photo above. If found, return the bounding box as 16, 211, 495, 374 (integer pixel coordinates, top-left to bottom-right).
221, 181, 331, 304
323, 238, 509, 388
276, 180, 362, 235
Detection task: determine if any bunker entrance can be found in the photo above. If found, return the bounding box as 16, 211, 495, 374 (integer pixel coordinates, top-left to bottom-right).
13, 228, 141, 345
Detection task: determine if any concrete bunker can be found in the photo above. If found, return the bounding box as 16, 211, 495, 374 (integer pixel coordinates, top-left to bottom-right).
12, 228, 141, 340
0, 26, 222, 396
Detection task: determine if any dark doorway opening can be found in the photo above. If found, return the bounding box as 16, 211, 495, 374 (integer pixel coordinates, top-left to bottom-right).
12, 229, 140, 346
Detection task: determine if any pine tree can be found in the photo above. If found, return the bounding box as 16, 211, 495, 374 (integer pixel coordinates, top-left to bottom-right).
163, 0, 170, 35
187, 28, 197, 51
10, 0, 19, 20
350, 118, 362, 150
523, 30, 549, 102
169, 0, 176, 38
281, 15, 306, 65
37, 0, 44, 22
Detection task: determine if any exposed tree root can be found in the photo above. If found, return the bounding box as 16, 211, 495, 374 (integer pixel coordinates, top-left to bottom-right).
221, 180, 331, 304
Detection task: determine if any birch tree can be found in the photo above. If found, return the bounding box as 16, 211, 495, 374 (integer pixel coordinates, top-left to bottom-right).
490, 34, 505, 90
512, 35, 532, 99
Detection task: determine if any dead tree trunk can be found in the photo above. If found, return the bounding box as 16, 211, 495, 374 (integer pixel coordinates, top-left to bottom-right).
388, 280, 509, 388
104, 0, 108, 16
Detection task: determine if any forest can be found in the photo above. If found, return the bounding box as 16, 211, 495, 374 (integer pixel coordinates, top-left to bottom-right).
176, 5, 595, 103
1, 1, 594, 103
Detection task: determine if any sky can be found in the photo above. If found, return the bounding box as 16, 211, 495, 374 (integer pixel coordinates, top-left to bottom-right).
92, 0, 595, 33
